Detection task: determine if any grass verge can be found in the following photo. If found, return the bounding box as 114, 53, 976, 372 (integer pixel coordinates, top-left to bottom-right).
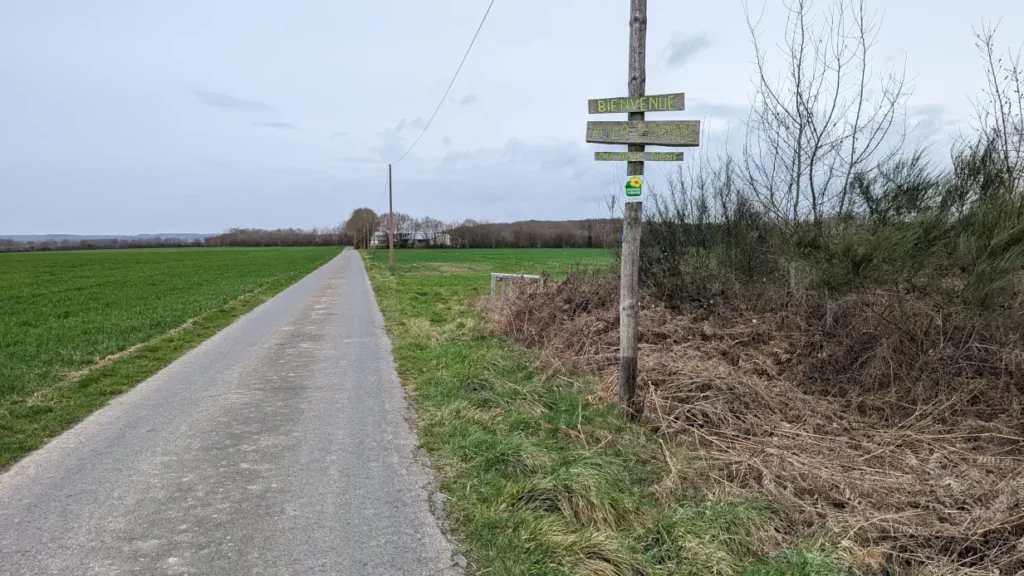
363, 249, 847, 576
0, 247, 340, 467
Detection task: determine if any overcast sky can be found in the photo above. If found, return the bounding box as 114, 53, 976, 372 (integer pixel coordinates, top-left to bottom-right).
2, 0, 1022, 235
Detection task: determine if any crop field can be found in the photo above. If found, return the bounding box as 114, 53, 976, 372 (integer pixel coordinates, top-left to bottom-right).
364, 248, 842, 576
0, 247, 340, 467
365, 247, 610, 274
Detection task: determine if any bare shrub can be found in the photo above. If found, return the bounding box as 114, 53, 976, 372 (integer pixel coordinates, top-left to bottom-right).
973, 23, 1024, 193
643, 8, 1024, 311
644, 157, 784, 308
490, 274, 1024, 574
743, 0, 910, 230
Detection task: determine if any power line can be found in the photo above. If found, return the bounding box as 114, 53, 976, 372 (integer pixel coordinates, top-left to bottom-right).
390, 0, 496, 165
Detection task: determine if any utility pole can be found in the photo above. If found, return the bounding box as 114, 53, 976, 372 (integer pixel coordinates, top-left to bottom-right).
618, 0, 647, 419
388, 163, 395, 267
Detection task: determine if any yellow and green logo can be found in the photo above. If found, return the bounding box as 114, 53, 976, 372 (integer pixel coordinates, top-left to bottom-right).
625, 176, 644, 197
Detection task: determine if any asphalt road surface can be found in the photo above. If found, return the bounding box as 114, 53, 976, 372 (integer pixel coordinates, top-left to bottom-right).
0, 250, 463, 575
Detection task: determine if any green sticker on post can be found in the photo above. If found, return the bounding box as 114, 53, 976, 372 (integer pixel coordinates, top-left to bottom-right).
624, 176, 643, 202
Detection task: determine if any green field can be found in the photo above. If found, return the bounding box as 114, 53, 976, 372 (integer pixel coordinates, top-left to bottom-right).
364, 247, 610, 273
364, 248, 842, 576
0, 247, 340, 467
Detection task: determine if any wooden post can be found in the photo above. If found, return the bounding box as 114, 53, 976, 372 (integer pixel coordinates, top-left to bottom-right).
619, 0, 646, 420
388, 164, 395, 267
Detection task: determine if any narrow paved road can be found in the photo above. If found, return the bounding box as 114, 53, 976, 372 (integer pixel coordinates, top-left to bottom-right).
0, 250, 462, 575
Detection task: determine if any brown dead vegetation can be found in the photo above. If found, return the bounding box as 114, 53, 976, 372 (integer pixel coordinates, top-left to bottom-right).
490, 274, 1024, 575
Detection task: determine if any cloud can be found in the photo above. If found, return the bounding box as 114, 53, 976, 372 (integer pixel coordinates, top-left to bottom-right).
909, 104, 954, 136
442, 135, 452, 148
395, 117, 427, 132
375, 138, 604, 219
334, 155, 382, 165
254, 121, 299, 130
190, 89, 275, 111
904, 104, 965, 152
664, 33, 712, 68
331, 131, 350, 138
459, 94, 479, 107
275, 166, 330, 178
440, 138, 592, 182
375, 117, 429, 160
688, 100, 748, 119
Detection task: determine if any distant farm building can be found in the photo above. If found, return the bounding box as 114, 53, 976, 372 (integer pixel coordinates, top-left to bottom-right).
371, 231, 452, 249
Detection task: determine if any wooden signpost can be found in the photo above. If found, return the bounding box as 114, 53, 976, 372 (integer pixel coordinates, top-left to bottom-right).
595, 151, 683, 162
588, 92, 685, 114
587, 0, 699, 419
587, 120, 701, 146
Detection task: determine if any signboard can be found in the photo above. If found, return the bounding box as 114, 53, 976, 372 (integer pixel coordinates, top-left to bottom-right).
587, 120, 700, 146
595, 151, 684, 162
625, 176, 643, 202
588, 92, 685, 114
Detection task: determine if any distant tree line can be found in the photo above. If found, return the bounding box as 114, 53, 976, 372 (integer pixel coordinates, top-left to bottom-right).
449, 219, 618, 249
0, 237, 204, 253
1, 211, 619, 253
360, 209, 618, 250
203, 227, 345, 248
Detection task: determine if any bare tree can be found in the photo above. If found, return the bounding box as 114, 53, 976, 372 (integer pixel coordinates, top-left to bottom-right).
376, 212, 414, 247
409, 216, 425, 245
342, 208, 377, 249
420, 217, 448, 245
973, 22, 1024, 193
743, 0, 910, 231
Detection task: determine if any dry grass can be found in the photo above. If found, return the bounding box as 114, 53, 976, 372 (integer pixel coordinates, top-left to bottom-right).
490, 274, 1024, 575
